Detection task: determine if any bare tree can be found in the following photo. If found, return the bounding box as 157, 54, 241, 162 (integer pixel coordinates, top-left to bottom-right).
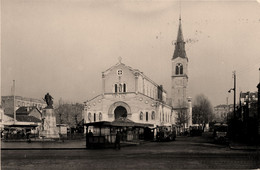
192, 94, 213, 131
175, 102, 189, 133
55, 102, 84, 128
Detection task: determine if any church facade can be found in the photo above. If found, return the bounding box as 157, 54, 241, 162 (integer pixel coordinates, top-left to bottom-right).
83, 16, 192, 129
83, 61, 173, 127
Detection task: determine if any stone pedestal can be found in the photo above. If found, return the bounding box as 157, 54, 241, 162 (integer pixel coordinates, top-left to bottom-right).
40, 108, 59, 138
0, 107, 4, 130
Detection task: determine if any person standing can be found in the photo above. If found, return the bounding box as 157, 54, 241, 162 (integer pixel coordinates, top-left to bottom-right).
114, 130, 121, 150
26, 131, 31, 143
86, 130, 93, 148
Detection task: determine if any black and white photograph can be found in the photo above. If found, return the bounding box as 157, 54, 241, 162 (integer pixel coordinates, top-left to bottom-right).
1, 0, 260, 169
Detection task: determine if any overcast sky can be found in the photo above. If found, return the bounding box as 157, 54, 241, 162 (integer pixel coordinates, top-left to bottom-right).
1, 0, 260, 106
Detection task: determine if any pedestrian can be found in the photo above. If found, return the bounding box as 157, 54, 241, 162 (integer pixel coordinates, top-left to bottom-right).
86, 130, 93, 148
114, 130, 121, 150
88, 130, 93, 137
6, 131, 9, 140
26, 131, 31, 143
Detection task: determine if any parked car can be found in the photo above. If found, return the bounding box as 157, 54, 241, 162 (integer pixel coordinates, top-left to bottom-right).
189, 125, 203, 136
156, 125, 176, 142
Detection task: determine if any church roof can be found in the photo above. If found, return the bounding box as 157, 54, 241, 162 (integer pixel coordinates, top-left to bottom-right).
6, 114, 41, 123
102, 61, 166, 91
172, 17, 187, 60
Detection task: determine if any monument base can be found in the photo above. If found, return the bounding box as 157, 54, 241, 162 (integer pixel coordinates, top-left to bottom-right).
0, 107, 4, 130
40, 108, 59, 139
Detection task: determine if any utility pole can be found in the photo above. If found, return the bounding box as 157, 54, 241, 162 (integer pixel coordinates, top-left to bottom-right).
257, 68, 260, 138
233, 71, 236, 118
228, 71, 236, 119
226, 97, 229, 122
13, 80, 16, 124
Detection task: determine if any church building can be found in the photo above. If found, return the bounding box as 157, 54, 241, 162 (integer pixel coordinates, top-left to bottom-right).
83, 16, 192, 129
83, 59, 173, 127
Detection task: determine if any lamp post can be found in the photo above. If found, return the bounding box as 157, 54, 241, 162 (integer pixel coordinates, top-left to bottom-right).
257, 68, 260, 142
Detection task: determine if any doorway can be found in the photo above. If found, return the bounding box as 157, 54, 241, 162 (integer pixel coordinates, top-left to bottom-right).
114, 106, 127, 119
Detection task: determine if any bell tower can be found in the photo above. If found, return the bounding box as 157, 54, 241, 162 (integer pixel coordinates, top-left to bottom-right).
171, 16, 188, 109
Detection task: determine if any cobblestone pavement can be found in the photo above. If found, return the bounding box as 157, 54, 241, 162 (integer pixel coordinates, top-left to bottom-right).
1, 133, 259, 169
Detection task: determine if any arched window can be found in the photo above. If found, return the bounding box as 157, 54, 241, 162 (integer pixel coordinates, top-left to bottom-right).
180, 65, 183, 74
99, 112, 102, 121
151, 111, 155, 120
176, 63, 183, 75
163, 113, 164, 121
123, 83, 126, 92
94, 113, 96, 122
115, 84, 118, 93
88, 113, 91, 122
146, 112, 149, 121
119, 84, 122, 92
176, 66, 179, 75
140, 112, 143, 120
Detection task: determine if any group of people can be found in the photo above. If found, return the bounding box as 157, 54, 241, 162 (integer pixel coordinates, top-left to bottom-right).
1, 129, 31, 142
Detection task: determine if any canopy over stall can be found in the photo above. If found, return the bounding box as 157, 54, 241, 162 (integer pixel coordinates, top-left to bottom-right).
84, 118, 154, 148
85, 118, 153, 127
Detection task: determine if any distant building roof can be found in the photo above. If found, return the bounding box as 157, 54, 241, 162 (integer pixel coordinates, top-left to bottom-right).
2, 95, 46, 104
214, 104, 228, 108
6, 114, 41, 123
240, 91, 258, 99
16, 106, 36, 115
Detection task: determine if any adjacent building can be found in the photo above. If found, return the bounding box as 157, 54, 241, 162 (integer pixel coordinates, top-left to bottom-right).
4, 106, 42, 126
240, 91, 258, 106
1, 96, 46, 131
214, 104, 229, 122
1, 95, 46, 116
239, 91, 258, 119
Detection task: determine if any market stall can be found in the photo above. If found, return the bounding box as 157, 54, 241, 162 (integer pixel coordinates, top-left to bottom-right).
84, 118, 153, 148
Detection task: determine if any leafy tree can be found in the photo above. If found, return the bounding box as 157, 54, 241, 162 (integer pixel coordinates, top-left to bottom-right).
192, 94, 213, 131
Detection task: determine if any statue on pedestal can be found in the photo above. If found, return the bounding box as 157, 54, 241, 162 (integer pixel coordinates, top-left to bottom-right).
40, 93, 59, 138
43, 93, 54, 109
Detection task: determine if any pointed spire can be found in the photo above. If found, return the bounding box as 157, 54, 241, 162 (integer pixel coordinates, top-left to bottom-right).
177, 15, 184, 43
172, 16, 187, 60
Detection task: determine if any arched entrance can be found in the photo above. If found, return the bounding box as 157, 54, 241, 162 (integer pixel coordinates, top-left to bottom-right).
114, 106, 127, 119
108, 101, 131, 119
